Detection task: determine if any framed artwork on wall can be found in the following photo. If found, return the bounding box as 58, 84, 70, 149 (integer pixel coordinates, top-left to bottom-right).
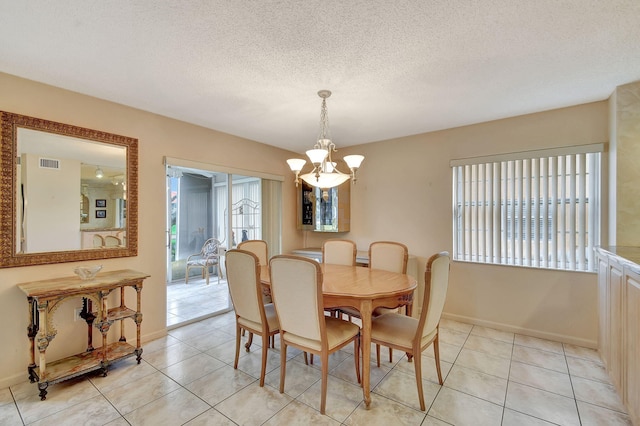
96, 199, 106, 208
95, 210, 107, 218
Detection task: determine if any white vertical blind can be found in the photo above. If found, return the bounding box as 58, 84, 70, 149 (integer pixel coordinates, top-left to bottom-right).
451, 146, 602, 272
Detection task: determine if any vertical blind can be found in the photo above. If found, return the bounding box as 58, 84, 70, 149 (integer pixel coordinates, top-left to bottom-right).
451, 144, 603, 272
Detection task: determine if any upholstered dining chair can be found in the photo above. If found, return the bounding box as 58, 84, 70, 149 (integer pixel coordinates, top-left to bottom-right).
225, 249, 279, 387
237, 239, 268, 265
322, 239, 357, 318
370, 251, 450, 411
104, 235, 121, 247
341, 241, 409, 324
237, 239, 271, 324
321, 239, 356, 266
341, 241, 410, 361
185, 237, 222, 285
269, 255, 361, 414
92, 234, 105, 248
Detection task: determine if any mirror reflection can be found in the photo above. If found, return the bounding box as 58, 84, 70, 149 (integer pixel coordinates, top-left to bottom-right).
0, 110, 138, 268
17, 128, 127, 253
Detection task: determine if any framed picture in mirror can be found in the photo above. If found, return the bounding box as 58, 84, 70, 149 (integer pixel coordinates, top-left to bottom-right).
96, 199, 106, 208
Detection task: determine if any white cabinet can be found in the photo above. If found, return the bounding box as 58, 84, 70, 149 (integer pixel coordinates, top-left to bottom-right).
596, 247, 640, 425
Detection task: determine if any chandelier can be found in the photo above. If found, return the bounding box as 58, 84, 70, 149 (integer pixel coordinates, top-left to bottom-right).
287, 90, 364, 189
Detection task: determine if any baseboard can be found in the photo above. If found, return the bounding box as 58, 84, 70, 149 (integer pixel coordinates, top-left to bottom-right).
442, 312, 598, 349
141, 329, 168, 344
0, 372, 30, 390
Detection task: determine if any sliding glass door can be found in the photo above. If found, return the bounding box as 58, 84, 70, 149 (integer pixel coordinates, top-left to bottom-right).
165, 159, 282, 327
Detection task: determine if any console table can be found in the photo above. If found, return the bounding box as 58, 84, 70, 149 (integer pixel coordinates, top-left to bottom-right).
17, 269, 149, 400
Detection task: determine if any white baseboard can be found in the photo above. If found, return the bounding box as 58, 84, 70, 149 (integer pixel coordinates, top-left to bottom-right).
442, 312, 598, 349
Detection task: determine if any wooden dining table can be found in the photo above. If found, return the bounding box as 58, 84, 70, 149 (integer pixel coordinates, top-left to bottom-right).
260, 263, 417, 408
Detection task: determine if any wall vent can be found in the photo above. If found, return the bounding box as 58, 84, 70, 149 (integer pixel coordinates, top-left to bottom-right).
16, 156, 21, 165
39, 158, 60, 169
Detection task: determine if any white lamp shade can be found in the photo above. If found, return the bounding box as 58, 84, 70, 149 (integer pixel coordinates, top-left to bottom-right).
306, 149, 328, 164
286, 158, 306, 172
323, 162, 336, 173
343, 155, 364, 169
300, 171, 350, 189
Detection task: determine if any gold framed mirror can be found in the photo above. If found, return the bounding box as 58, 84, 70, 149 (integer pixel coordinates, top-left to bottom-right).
0, 111, 138, 267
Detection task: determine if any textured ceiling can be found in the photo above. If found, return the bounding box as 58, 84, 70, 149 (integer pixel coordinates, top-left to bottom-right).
1, 1, 639, 153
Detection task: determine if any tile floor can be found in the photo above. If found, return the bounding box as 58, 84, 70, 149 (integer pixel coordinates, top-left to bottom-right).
1, 312, 633, 425
166, 275, 231, 327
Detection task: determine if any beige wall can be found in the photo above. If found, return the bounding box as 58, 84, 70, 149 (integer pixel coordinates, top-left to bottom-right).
0, 72, 301, 388
0, 71, 611, 388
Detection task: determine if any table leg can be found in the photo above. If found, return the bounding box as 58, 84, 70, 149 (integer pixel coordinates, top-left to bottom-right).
360, 299, 373, 409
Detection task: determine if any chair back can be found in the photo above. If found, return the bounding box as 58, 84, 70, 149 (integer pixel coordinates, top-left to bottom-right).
104, 235, 121, 247
418, 252, 450, 339
369, 241, 408, 273
237, 240, 268, 265
225, 250, 264, 325
201, 238, 220, 257
322, 239, 356, 266
92, 234, 105, 248
269, 255, 324, 347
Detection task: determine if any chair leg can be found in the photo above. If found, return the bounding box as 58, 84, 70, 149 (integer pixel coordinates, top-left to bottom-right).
433, 333, 443, 385
320, 352, 329, 415
233, 324, 241, 369
376, 344, 381, 367
354, 335, 361, 384
303, 352, 309, 365
204, 267, 210, 285
259, 333, 268, 387
413, 350, 426, 411
245, 332, 253, 352
279, 342, 287, 393
389, 347, 393, 363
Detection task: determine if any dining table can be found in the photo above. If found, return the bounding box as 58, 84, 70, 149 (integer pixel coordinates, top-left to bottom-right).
260, 263, 417, 409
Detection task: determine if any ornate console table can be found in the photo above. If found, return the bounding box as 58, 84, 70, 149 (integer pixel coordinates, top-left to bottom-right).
17, 269, 149, 400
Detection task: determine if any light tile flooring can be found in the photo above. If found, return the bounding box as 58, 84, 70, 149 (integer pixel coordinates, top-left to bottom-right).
166, 275, 231, 327
1, 308, 633, 424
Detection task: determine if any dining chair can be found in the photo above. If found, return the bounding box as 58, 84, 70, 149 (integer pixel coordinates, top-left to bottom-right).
341, 241, 409, 326
322, 239, 357, 318
185, 237, 222, 285
341, 241, 410, 361
237, 239, 268, 265
92, 234, 105, 248
104, 235, 121, 247
370, 251, 450, 411
269, 255, 361, 414
321, 239, 356, 266
237, 239, 272, 326
225, 249, 279, 387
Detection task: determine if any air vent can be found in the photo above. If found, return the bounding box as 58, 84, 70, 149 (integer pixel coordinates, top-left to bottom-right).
16, 156, 21, 165
39, 158, 60, 169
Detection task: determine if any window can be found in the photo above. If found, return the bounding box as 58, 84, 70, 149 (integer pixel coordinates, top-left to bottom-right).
451, 144, 603, 272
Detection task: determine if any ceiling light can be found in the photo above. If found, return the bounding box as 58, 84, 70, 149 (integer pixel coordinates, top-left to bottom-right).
287, 90, 364, 189
95, 166, 104, 179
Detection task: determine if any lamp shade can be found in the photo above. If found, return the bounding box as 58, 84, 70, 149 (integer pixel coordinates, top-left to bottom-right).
286, 158, 306, 172
343, 155, 364, 169
300, 171, 350, 189
306, 149, 328, 165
